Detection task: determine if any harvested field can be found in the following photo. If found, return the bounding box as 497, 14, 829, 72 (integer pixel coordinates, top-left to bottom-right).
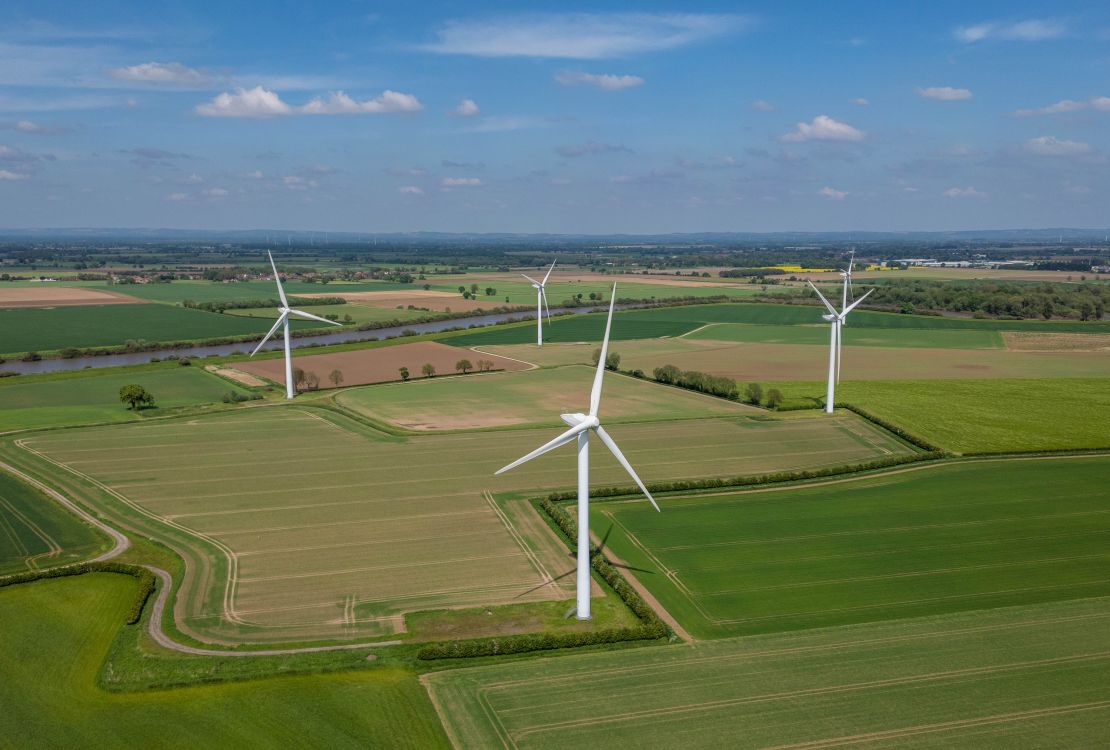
336, 365, 758, 430
1004, 331, 1110, 351
235, 341, 530, 389
592, 455, 1110, 639
300, 290, 501, 313
0, 286, 140, 308
15, 405, 910, 644
425, 596, 1110, 749
204, 365, 267, 387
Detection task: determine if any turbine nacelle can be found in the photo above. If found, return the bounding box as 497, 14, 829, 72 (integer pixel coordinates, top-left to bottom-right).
561, 412, 597, 429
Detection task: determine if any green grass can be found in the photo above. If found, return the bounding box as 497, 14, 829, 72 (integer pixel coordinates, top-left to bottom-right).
0, 304, 320, 355
226, 303, 428, 326
687, 322, 1004, 348
447, 302, 1110, 346
592, 456, 1110, 639
0, 470, 108, 574
336, 366, 757, 430
766, 378, 1110, 453
425, 596, 1110, 748
99, 279, 423, 304
0, 367, 253, 432
0, 574, 449, 749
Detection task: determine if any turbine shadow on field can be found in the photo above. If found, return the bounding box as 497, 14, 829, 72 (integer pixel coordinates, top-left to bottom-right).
514, 524, 653, 600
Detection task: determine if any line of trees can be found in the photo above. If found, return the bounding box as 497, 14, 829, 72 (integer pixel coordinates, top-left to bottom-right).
652, 364, 739, 400
866, 279, 1108, 320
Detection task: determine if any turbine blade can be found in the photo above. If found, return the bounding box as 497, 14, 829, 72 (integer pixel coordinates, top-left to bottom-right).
521, 273, 540, 285
841, 288, 874, 316
268, 251, 289, 308
589, 285, 617, 417
250, 312, 288, 356
288, 308, 343, 326
541, 259, 557, 286
495, 422, 588, 475
807, 280, 838, 316
541, 287, 552, 324
595, 425, 659, 512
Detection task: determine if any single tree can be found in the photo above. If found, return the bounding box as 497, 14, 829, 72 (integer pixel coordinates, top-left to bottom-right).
764, 388, 784, 410
745, 382, 764, 405
399, 366, 410, 382
421, 363, 436, 378
470, 283, 479, 294
293, 367, 307, 388
591, 347, 602, 366
605, 352, 621, 371
458, 285, 466, 293
485, 287, 496, 296
328, 369, 344, 387
305, 372, 320, 390
455, 358, 473, 374
119, 384, 155, 411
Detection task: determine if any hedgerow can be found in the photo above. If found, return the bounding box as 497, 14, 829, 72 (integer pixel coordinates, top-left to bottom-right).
837, 403, 947, 453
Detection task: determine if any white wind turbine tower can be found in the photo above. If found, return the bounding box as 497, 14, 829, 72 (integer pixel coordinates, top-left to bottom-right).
837, 249, 856, 383
496, 285, 659, 620
521, 260, 556, 346
808, 280, 873, 414
250, 251, 342, 399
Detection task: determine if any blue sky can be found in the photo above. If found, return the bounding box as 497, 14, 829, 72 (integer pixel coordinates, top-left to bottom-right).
1, 1, 1109, 233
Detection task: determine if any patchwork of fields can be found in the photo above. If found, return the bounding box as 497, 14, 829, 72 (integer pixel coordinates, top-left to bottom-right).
591, 456, 1110, 638
14, 404, 910, 643
426, 596, 1110, 748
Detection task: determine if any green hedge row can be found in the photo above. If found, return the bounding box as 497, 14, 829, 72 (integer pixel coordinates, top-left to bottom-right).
0, 562, 156, 625
837, 403, 947, 453
546, 451, 943, 502
416, 500, 667, 660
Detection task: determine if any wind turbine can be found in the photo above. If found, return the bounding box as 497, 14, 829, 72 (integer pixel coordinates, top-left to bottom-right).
808, 280, 873, 414
837, 249, 856, 383
521, 260, 556, 346
495, 285, 659, 620
250, 251, 342, 399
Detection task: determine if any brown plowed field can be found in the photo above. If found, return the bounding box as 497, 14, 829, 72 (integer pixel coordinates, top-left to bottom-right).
235, 340, 530, 388
0, 286, 141, 307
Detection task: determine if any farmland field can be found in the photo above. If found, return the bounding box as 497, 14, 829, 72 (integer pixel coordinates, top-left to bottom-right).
225, 302, 430, 326
0, 367, 253, 433
763, 378, 1110, 453
336, 365, 758, 430
424, 596, 1110, 749
0, 470, 108, 574
11, 405, 910, 644
685, 322, 1005, 348
237, 341, 531, 390
447, 302, 1110, 346
0, 574, 449, 749
0, 286, 140, 308
0, 304, 319, 354
590, 456, 1110, 639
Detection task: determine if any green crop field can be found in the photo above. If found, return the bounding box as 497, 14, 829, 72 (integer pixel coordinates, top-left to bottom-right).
336, 365, 758, 430
765, 378, 1110, 453
0, 368, 253, 432
424, 596, 1110, 749
0, 304, 321, 355
591, 456, 1110, 639
0, 574, 449, 749
686, 322, 1005, 348
447, 302, 1110, 347
10, 404, 909, 644
105, 279, 424, 304
226, 303, 428, 326
0, 470, 108, 573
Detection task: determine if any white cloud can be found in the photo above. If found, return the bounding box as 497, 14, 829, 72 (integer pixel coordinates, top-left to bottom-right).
555, 71, 645, 90
0, 169, 29, 180
453, 98, 480, 117
14, 119, 47, 133
282, 175, 319, 190
943, 186, 987, 198
202, 187, 228, 198
1013, 96, 1110, 116
398, 185, 424, 195
420, 12, 750, 59
851, 98, 869, 106
196, 87, 421, 118
195, 87, 292, 118
917, 86, 972, 101
954, 19, 1065, 43
1023, 136, 1092, 156
819, 186, 848, 200
182, 172, 204, 184
166, 192, 188, 201
109, 62, 210, 86
300, 90, 422, 114
751, 99, 775, 112
557, 141, 633, 157
241, 170, 264, 179
780, 115, 864, 143
440, 177, 483, 188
